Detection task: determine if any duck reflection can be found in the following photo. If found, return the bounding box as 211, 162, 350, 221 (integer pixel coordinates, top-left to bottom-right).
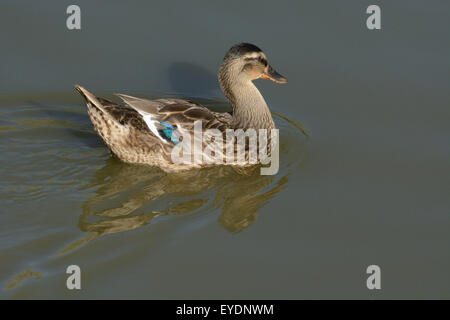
57, 159, 288, 255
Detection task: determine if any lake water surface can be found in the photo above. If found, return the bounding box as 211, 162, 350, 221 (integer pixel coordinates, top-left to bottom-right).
1, 0, 449, 299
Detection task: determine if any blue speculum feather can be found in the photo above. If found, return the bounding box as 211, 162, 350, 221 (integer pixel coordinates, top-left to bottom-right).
160, 121, 179, 144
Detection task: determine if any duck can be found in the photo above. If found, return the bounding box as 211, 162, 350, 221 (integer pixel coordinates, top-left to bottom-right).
75, 43, 287, 172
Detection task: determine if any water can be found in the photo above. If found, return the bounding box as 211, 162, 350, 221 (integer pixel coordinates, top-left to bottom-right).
1, 0, 449, 299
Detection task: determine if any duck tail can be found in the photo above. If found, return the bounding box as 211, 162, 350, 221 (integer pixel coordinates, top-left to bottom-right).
74, 85, 108, 113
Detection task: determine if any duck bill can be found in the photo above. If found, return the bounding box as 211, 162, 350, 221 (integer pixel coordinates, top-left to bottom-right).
260, 66, 287, 84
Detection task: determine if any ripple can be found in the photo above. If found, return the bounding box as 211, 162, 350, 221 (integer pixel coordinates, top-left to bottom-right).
4, 270, 42, 291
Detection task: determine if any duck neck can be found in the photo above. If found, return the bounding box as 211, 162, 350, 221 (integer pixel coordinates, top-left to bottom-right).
221, 79, 275, 130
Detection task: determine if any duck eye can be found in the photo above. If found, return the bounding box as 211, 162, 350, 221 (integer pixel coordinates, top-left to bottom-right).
242, 63, 254, 72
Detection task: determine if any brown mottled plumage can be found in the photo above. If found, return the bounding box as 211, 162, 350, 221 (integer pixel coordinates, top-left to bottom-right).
75, 43, 287, 172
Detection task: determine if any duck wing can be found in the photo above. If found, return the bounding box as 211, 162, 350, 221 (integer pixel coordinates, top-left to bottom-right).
115, 94, 231, 144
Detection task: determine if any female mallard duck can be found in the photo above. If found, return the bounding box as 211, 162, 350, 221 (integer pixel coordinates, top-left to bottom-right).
75, 43, 287, 172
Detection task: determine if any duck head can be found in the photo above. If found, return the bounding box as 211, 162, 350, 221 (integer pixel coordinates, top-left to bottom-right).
218, 43, 287, 88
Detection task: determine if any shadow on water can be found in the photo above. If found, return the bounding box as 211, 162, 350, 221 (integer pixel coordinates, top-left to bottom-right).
57, 159, 289, 255
167, 62, 220, 97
